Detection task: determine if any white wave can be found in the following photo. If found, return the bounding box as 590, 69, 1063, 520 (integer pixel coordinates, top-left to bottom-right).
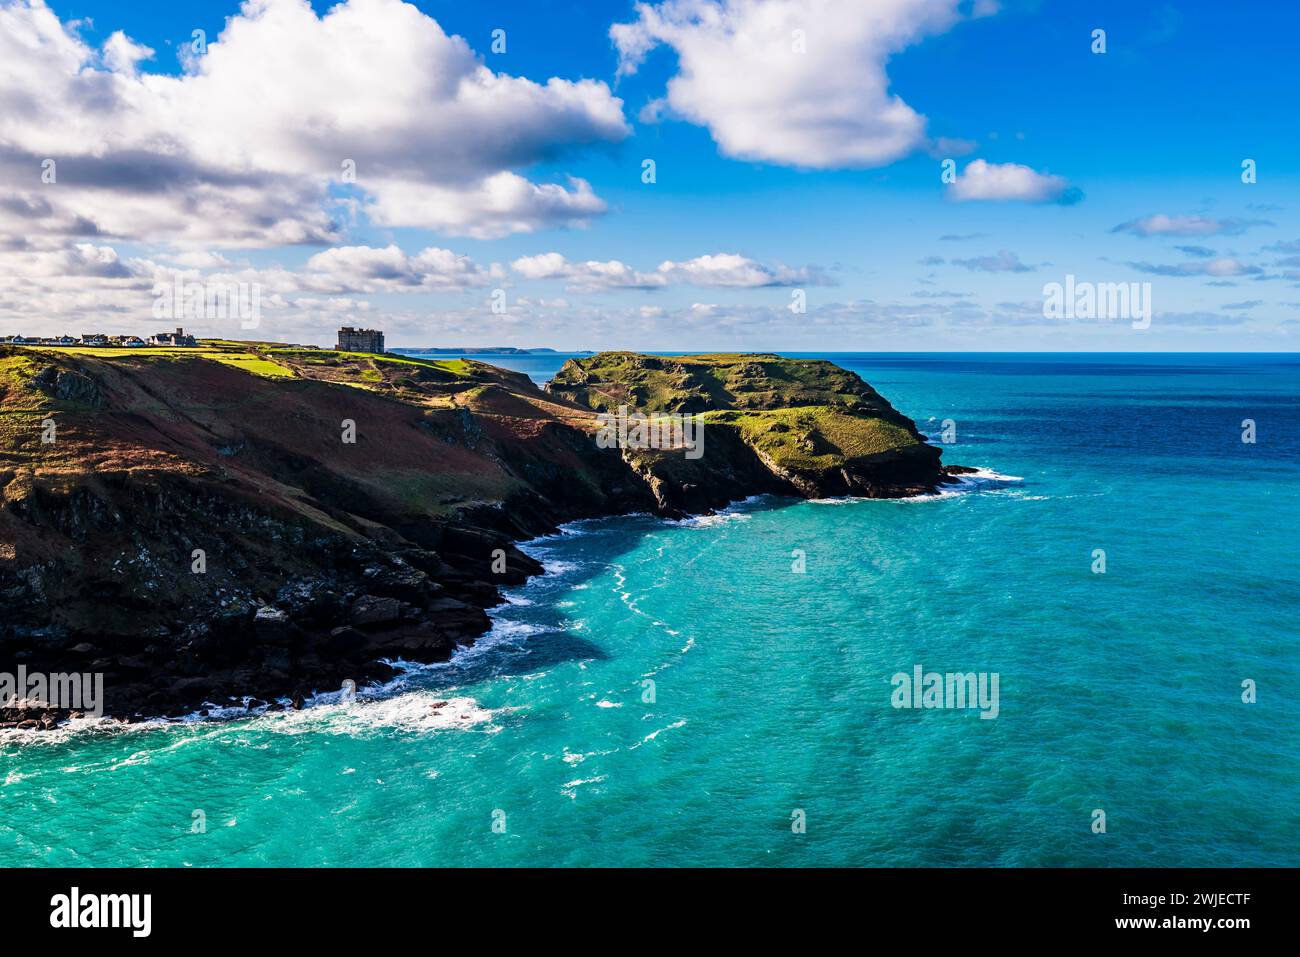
483, 618, 551, 641
958, 467, 1024, 482
679, 511, 753, 528
515, 512, 657, 553
257, 692, 499, 736
0, 713, 120, 747
537, 559, 582, 575
560, 774, 607, 798
670, 494, 769, 528
807, 466, 1025, 506
558, 744, 620, 766
630, 718, 687, 748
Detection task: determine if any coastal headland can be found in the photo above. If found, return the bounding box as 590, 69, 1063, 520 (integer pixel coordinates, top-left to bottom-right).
0, 342, 963, 726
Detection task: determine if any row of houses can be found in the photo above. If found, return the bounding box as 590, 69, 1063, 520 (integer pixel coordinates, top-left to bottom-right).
1, 327, 199, 348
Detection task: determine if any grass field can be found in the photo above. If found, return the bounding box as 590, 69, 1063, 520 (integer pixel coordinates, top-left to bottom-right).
15, 345, 298, 379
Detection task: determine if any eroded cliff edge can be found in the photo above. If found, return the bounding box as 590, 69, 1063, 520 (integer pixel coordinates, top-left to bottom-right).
0, 345, 957, 725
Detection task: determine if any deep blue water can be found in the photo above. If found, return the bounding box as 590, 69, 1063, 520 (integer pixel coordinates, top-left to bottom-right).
2, 354, 1296, 866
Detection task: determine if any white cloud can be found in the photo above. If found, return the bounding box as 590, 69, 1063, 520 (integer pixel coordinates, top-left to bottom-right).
950, 249, 1035, 272
611, 0, 991, 169
947, 159, 1079, 203
165, 250, 235, 270
1111, 214, 1269, 237
659, 253, 830, 287
367, 174, 608, 240
1127, 257, 1262, 277
510, 251, 833, 289
512, 253, 663, 290
302, 244, 494, 292
0, 237, 497, 340
100, 30, 153, 74
289, 297, 374, 313
0, 0, 629, 247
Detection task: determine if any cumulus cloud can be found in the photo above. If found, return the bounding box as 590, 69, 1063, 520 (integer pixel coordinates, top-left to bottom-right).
0, 236, 504, 342
611, 0, 992, 169
62, 243, 136, 278
301, 244, 496, 292
1111, 214, 1270, 237
512, 253, 664, 290
0, 0, 629, 247
368, 174, 608, 240
510, 251, 833, 290
947, 159, 1081, 204
660, 253, 831, 287
100, 31, 153, 75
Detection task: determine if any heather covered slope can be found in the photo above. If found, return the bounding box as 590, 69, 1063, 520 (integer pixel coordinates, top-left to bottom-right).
0, 344, 953, 724
547, 353, 950, 506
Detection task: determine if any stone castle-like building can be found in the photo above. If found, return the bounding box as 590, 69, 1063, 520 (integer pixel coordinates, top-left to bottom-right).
336, 327, 385, 353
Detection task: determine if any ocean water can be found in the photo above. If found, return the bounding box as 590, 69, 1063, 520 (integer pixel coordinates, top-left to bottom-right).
3, 354, 1297, 867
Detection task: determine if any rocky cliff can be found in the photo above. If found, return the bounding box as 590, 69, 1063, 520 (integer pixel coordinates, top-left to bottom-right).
0, 344, 955, 726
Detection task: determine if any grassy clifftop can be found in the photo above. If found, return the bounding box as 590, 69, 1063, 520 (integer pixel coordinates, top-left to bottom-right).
548, 353, 945, 501
546, 351, 906, 416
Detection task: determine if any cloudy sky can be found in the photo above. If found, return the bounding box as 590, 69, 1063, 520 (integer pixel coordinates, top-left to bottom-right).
2, 0, 1298, 350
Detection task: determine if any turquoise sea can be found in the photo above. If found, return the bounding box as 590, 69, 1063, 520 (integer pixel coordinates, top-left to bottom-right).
3, 354, 1297, 867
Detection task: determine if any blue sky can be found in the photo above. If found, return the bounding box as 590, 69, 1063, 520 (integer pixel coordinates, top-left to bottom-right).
4, 0, 1299, 349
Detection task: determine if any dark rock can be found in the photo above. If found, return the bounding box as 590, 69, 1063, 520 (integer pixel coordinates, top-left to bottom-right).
350, 595, 401, 629
28, 366, 105, 408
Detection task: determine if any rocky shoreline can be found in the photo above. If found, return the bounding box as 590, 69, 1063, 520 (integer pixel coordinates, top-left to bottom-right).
0, 347, 965, 729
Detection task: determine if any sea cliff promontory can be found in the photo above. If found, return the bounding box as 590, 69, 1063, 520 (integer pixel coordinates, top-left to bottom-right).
0, 343, 959, 725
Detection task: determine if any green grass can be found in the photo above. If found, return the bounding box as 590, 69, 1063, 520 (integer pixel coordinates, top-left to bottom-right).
15, 343, 479, 383
709, 406, 918, 470
14, 344, 295, 379
550, 352, 889, 415
20, 346, 196, 357
0, 352, 42, 386
208, 354, 296, 378
370, 354, 474, 376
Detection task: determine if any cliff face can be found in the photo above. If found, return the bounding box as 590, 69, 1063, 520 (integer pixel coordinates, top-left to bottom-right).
0, 345, 951, 725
